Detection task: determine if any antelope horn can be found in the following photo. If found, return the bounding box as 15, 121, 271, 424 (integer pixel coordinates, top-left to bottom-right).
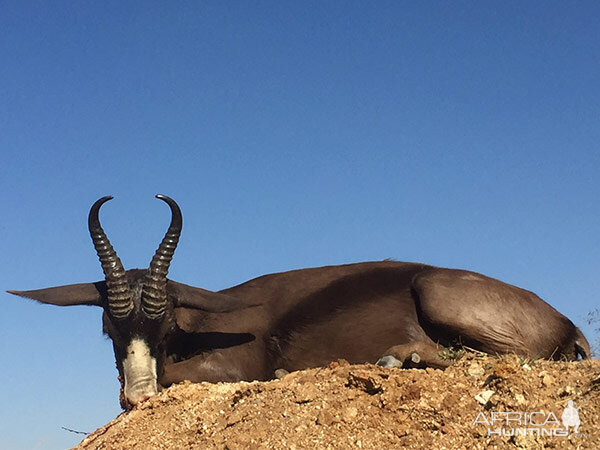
88, 196, 133, 319
141, 195, 182, 319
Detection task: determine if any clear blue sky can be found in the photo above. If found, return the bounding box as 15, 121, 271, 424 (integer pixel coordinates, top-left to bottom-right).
1, 2, 598, 448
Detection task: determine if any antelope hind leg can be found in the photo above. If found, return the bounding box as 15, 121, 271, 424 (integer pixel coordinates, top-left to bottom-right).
377, 341, 453, 370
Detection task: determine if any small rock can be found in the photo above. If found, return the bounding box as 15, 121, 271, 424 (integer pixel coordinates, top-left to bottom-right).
474, 390, 495, 405
542, 374, 554, 387
467, 363, 485, 378
418, 397, 430, 409
329, 359, 350, 369
513, 434, 536, 448
395, 424, 410, 437
342, 406, 358, 422
557, 385, 579, 398
226, 411, 243, 426
396, 412, 409, 422
492, 363, 517, 379
441, 424, 455, 434
294, 384, 318, 403
316, 409, 336, 426
347, 371, 383, 395
401, 384, 421, 401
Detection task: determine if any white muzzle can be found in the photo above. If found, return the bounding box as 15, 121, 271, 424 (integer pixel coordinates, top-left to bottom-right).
122, 338, 158, 405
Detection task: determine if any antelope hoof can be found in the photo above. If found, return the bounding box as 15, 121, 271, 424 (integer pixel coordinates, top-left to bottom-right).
274, 368, 289, 379
376, 355, 403, 368
410, 352, 421, 364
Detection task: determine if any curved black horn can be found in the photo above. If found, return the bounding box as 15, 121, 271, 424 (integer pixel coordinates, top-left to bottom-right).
141, 195, 182, 319
88, 196, 133, 319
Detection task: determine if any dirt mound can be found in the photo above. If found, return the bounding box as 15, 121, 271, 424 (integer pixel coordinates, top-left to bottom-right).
77, 354, 599, 449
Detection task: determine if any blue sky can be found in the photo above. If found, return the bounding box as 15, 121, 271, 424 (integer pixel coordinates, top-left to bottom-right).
1, 2, 598, 448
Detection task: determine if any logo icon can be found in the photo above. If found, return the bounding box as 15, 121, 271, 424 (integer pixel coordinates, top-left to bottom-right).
561, 399, 586, 434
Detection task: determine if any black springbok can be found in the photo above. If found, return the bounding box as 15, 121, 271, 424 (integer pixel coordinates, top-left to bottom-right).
8, 195, 590, 408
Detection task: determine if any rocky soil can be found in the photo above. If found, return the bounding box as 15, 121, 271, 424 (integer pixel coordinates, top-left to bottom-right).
77, 354, 599, 449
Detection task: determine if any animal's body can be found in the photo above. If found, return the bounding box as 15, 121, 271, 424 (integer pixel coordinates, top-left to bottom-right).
9, 195, 590, 408
166, 260, 588, 384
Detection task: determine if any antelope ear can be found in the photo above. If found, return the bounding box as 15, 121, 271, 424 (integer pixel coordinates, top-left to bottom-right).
166, 280, 259, 313
7, 281, 105, 306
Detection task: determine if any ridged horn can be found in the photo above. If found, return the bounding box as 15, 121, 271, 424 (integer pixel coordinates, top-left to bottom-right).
141, 195, 182, 319
88, 196, 133, 319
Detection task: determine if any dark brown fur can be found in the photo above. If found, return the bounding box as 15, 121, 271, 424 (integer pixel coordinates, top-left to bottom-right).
156, 260, 590, 386
10, 260, 590, 397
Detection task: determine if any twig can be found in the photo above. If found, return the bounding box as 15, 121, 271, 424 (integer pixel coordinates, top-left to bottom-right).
61, 426, 89, 435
